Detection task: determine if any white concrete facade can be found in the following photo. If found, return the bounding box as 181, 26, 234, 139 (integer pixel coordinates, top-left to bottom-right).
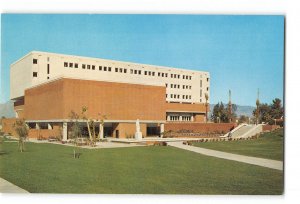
10, 51, 210, 104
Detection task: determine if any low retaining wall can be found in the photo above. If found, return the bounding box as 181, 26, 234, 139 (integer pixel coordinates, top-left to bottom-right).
165, 122, 237, 134
28, 128, 61, 139
263, 125, 280, 132
1, 118, 18, 136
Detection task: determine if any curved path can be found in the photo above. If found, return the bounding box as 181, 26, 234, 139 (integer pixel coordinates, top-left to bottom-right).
168, 142, 283, 171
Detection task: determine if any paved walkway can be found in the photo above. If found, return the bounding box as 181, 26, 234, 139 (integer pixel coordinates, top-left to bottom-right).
0, 178, 29, 193
167, 142, 283, 171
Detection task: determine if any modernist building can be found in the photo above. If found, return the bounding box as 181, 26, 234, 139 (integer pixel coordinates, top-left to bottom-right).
10, 51, 210, 140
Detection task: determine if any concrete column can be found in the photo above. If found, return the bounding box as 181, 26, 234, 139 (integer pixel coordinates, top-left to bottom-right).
160, 123, 165, 138
179, 115, 182, 121
99, 123, 104, 140
191, 115, 194, 122
167, 115, 170, 121
35, 123, 40, 129
63, 122, 68, 141
48, 123, 52, 129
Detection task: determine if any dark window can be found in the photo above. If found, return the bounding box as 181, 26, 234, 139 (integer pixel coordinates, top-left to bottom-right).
82, 64, 86, 69
171, 74, 173, 78
115, 68, 118, 72
178, 85, 180, 89
108, 67, 111, 71
152, 72, 155, 76
144, 71, 147, 75
92, 65, 95, 70
33, 59, 38, 64
87, 65, 90, 69
64, 62, 68, 67
138, 70, 141, 75
165, 73, 168, 77
47, 64, 50, 74
190, 76, 192, 80
130, 69, 133, 74
47, 76, 50, 79
120, 68, 123, 73
75, 63, 78, 68
183, 75, 185, 79
178, 75, 180, 79
33, 72, 38, 77
207, 78, 209, 82
190, 86, 192, 89
162, 73, 164, 77
124, 69, 127, 73
165, 83, 168, 87
134, 70, 137, 74
99, 66, 102, 71
166, 94, 168, 98
158, 72, 161, 77
171, 84, 173, 88
189, 95, 191, 99
207, 87, 209, 91
104, 66, 107, 71
69, 63, 73, 68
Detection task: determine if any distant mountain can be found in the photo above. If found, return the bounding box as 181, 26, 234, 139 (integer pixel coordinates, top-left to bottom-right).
209, 104, 255, 118
0, 101, 16, 118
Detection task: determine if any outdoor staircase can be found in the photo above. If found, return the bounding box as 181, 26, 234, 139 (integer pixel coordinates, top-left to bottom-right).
221, 123, 264, 139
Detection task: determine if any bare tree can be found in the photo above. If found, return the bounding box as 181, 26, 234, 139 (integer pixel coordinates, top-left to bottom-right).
13, 119, 28, 152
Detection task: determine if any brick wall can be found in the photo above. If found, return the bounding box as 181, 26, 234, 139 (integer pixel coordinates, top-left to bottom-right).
262, 124, 280, 132
28, 127, 61, 139
165, 122, 237, 134
1, 118, 18, 136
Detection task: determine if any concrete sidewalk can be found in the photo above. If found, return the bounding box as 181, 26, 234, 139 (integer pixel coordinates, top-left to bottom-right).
0, 178, 29, 193
168, 142, 283, 171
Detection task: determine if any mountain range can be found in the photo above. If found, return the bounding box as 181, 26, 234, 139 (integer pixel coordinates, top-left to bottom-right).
209, 104, 255, 118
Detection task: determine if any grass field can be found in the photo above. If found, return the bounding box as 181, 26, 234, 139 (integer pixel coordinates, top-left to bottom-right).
192, 128, 284, 161
0, 140, 283, 194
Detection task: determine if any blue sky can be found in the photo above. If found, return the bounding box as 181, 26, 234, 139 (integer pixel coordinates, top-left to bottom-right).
0, 14, 284, 106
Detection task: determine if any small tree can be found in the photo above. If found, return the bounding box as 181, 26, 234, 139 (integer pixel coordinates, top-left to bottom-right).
13, 119, 28, 152
69, 111, 82, 158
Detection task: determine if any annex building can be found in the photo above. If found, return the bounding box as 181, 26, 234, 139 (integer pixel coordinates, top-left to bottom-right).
10, 51, 210, 140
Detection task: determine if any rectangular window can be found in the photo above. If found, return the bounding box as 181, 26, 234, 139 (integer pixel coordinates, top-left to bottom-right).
158, 72, 161, 77
33, 59, 38, 64
108, 67, 111, 71
99, 66, 102, 71
178, 85, 180, 89
166, 94, 168, 98
134, 70, 137, 74
115, 68, 118, 72
178, 75, 180, 79
64, 62, 68, 67
189, 95, 191, 99
104, 66, 107, 71
87, 65, 90, 69
183, 75, 185, 79
162, 73, 164, 77
138, 70, 141, 75
207, 87, 209, 91
189, 86, 192, 89
124, 69, 127, 73
200, 80, 202, 87
171, 94, 173, 98
207, 78, 209, 82
130, 69, 133, 74
120, 68, 123, 73
152, 72, 155, 76
82, 64, 86, 69
165, 73, 168, 77
75, 63, 78, 68
190, 76, 192, 80
144, 71, 147, 75
33, 72, 38, 77
165, 83, 168, 87
47, 64, 50, 74
183, 95, 185, 99
47, 57, 50, 62
171, 74, 173, 78
171, 84, 173, 88
69, 63, 73, 68
92, 65, 95, 70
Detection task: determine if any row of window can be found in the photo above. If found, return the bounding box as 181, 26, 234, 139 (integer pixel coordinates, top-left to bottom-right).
168, 115, 192, 121
167, 84, 192, 89
63, 62, 196, 80
166, 94, 192, 99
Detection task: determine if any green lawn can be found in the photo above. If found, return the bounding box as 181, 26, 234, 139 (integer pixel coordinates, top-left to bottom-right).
0, 140, 283, 194
192, 128, 284, 161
